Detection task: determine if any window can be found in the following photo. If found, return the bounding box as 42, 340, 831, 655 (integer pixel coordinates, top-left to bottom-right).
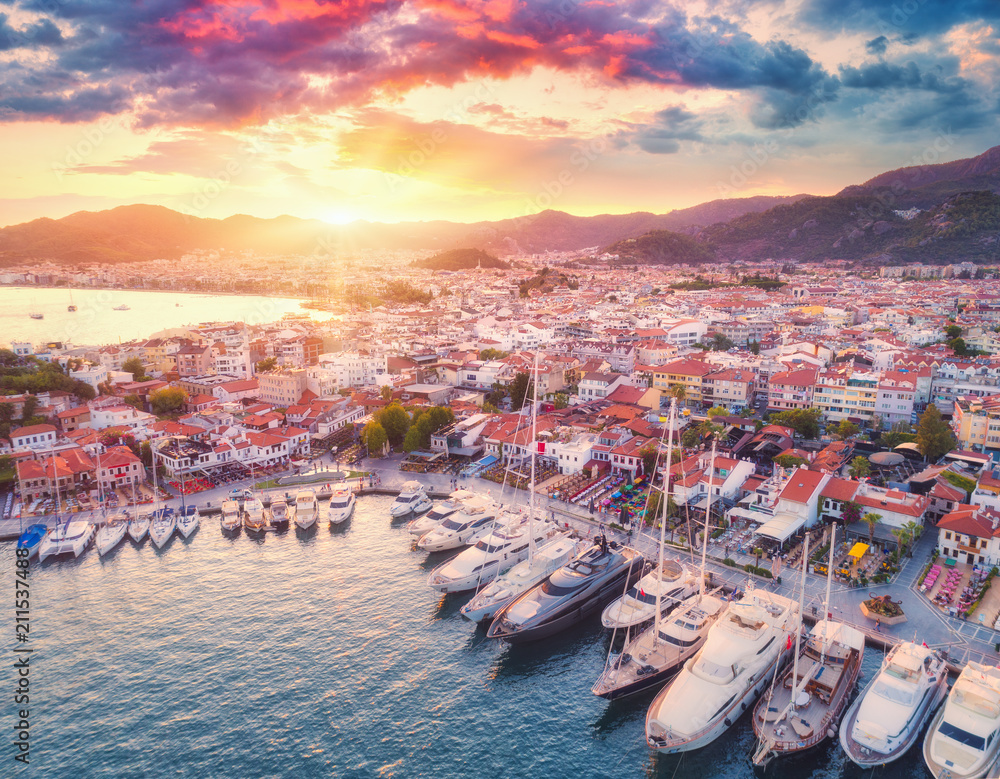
945, 532, 952, 541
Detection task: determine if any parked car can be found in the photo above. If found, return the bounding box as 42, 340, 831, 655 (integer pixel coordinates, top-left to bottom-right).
229, 488, 253, 500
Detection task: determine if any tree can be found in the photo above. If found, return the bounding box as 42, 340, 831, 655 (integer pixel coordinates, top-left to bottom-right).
748, 340, 761, 355
774, 454, 808, 468
123, 394, 144, 411
380, 385, 393, 401
944, 324, 962, 339
842, 500, 862, 526
362, 421, 387, 456
848, 456, 871, 479
862, 512, 883, 547
836, 419, 860, 440
149, 387, 187, 416
681, 427, 701, 448
20, 394, 38, 423
706, 406, 728, 419
710, 332, 735, 351
255, 357, 278, 373
640, 444, 659, 476
122, 357, 148, 381
667, 384, 687, 405
507, 372, 534, 411
375, 403, 410, 447
553, 392, 569, 409
770, 407, 822, 439
753, 546, 764, 571
478, 348, 509, 360
915, 405, 957, 462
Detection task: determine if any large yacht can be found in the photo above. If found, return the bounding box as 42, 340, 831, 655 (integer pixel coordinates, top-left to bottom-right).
407, 489, 476, 536
460, 535, 583, 623
427, 515, 567, 593
95, 513, 129, 556
327, 486, 356, 525
645, 587, 800, 753
487, 537, 647, 643
752, 620, 865, 766
220, 500, 242, 532
38, 520, 94, 561
923, 662, 1000, 779
292, 489, 318, 530
416, 494, 500, 552
841, 641, 949, 767
389, 481, 433, 517
601, 559, 699, 630
593, 592, 728, 700
149, 509, 177, 549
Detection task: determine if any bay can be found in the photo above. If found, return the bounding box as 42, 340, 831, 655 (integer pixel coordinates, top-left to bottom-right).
0, 286, 329, 349
4, 495, 933, 778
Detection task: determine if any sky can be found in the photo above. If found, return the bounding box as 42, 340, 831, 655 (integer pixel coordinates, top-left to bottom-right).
0, 0, 998, 228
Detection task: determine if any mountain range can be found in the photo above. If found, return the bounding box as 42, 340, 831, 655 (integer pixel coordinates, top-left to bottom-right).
1, 145, 998, 267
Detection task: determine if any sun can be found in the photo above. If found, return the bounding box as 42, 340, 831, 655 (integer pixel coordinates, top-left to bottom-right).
321, 209, 358, 225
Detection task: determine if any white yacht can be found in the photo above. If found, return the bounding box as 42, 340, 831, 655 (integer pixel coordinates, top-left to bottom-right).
645, 587, 800, 753
460, 535, 583, 623
407, 489, 476, 536
149, 510, 177, 549
416, 494, 500, 552
176, 506, 200, 539
220, 500, 242, 532
38, 520, 94, 561
268, 496, 291, 531
244, 497, 267, 535
841, 641, 949, 767
95, 513, 129, 556
924, 662, 1000, 779
428, 516, 567, 593
327, 486, 356, 525
128, 513, 150, 543
593, 592, 728, 700
390, 481, 433, 518
293, 489, 319, 530
601, 559, 699, 630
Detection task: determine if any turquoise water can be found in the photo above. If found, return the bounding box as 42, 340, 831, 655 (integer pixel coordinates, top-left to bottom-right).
7, 496, 931, 777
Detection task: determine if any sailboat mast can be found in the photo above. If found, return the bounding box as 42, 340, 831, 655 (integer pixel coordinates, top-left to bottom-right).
790, 531, 810, 704
653, 398, 677, 643
700, 437, 717, 598
821, 523, 836, 665
528, 351, 540, 561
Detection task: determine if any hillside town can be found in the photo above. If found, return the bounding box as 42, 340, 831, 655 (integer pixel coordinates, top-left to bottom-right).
3, 258, 1000, 585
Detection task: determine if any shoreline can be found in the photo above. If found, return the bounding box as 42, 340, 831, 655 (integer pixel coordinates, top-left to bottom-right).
0, 282, 324, 304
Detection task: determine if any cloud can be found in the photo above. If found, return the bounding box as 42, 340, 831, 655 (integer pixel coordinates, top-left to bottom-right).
797, 0, 1000, 38
865, 35, 888, 55
619, 105, 705, 154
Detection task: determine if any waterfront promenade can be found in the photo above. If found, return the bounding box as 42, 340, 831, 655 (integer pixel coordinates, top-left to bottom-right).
6, 451, 1000, 668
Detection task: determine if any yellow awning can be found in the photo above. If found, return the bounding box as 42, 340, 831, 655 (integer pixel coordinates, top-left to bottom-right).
848, 542, 869, 559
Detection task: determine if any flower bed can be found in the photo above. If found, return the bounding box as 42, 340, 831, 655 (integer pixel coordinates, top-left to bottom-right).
860, 596, 907, 625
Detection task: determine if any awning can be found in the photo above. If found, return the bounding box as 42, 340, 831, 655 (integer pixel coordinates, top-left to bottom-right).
754, 512, 804, 543
848, 542, 869, 559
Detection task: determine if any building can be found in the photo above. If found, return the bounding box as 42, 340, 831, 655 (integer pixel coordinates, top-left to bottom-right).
702, 368, 755, 412
256, 370, 309, 407
767, 368, 818, 412
651, 358, 713, 408
952, 394, 1000, 453
937, 505, 1000, 567
10, 424, 58, 452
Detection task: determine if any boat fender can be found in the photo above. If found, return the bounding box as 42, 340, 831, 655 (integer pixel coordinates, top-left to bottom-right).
827, 728, 836, 739
724, 718, 732, 727
741, 702, 746, 711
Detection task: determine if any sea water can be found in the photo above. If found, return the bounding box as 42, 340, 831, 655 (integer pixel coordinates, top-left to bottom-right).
4, 496, 930, 777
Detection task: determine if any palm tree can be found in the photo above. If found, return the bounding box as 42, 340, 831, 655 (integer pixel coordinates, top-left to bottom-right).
667, 383, 687, 406
891, 526, 910, 557
902, 520, 923, 558
753, 546, 764, 572
862, 512, 883, 548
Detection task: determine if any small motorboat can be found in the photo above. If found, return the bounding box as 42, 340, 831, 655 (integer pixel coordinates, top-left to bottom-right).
16, 524, 48, 558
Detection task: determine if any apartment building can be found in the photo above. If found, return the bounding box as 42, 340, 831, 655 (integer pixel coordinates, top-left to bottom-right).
767, 368, 818, 412
651, 358, 713, 408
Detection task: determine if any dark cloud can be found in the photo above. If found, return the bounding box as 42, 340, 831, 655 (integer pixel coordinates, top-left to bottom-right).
625, 106, 705, 154
840, 60, 962, 92
0, 12, 64, 50
865, 35, 888, 55
797, 0, 1000, 38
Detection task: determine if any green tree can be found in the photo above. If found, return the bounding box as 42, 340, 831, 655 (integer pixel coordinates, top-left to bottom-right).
837, 419, 860, 440
774, 454, 809, 468
123, 394, 144, 411
770, 407, 822, 439
20, 394, 39, 423
710, 332, 735, 351
915, 405, 957, 462
706, 406, 728, 419
681, 427, 701, 448
478, 348, 509, 360
748, 340, 761, 355
255, 357, 278, 373
753, 546, 764, 571
667, 383, 687, 405
362, 421, 388, 456
848, 456, 871, 479
553, 392, 569, 409
507, 372, 534, 411
375, 403, 410, 447
944, 324, 962, 339
640, 444, 659, 476
122, 357, 148, 381
380, 385, 393, 401
862, 512, 883, 547
149, 387, 187, 416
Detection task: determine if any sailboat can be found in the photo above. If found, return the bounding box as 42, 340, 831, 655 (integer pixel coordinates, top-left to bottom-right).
67, 290, 77, 312
460, 351, 580, 623
147, 444, 176, 548
751, 523, 865, 767
593, 416, 729, 700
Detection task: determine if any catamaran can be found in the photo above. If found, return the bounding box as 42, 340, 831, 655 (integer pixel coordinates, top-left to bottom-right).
38, 519, 94, 561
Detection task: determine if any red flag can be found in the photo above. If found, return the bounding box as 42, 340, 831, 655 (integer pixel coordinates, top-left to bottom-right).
639, 587, 646, 599
786, 634, 793, 651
